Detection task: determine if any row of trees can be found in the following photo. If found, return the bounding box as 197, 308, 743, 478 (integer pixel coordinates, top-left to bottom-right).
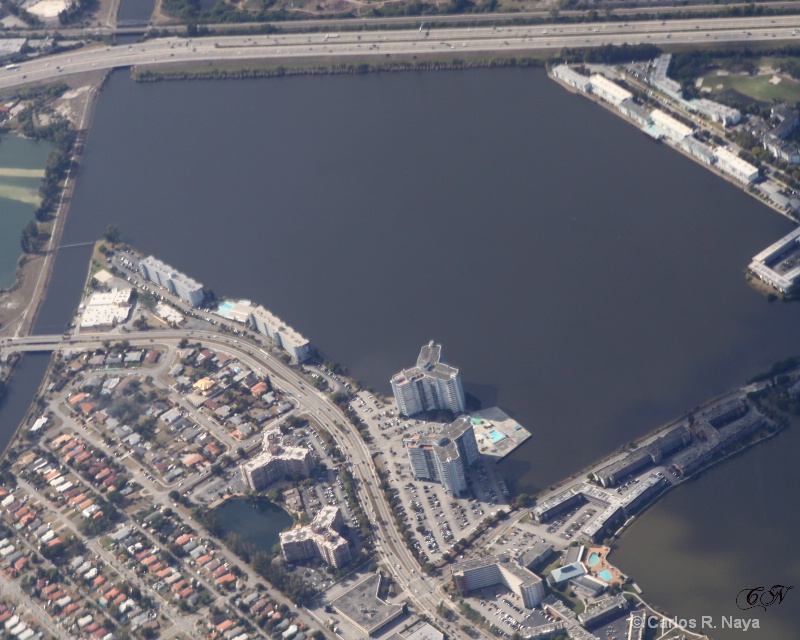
15, 90, 76, 256
58, 0, 98, 25
191, 506, 319, 606
20, 220, 44, 254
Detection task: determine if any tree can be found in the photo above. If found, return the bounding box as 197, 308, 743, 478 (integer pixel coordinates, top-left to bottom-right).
103, 224, 120, 243
512, 493, 534, 508
139, 291, 156, 311
20, 220, 41, 253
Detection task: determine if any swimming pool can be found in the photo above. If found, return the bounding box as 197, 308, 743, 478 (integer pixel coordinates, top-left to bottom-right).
598, 569, 613, 581
587, 552, 601, 566
488, 429, 507, 443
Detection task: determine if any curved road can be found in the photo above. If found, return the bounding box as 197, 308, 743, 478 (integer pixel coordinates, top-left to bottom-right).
3, 329, 473, 635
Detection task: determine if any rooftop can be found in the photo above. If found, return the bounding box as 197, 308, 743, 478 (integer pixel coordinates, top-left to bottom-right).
405, 416, 473, 462
589, 74, 633, 103
517, 541, 554, 569
331, 573, 404, 636
395, 341, 460, 384
713, 146, 759, 177
250, 305, 309, 350
549, 562, 587, 584
452, 554, 542, 590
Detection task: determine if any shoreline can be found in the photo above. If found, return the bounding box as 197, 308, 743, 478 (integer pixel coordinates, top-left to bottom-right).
1, 244, 795, 638
0, 75, 105, 341
0, 63, 796, 638
0, 76, 106, 456
549, 68, 799, 225
130, 54, 547, 82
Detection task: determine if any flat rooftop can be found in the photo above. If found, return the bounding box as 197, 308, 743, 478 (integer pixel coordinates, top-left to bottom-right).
331, 573, 404, 636
749, 226, 800, 292
469, 407, 532, 461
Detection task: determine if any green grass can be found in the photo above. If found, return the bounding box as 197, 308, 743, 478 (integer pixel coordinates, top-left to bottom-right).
700, 70, 800, 104
551, 587, 585, 614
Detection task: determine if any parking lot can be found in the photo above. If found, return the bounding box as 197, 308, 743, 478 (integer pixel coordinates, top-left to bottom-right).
467, 585, 556, 637
330, 388, 514, 564
299, 467, 358, 529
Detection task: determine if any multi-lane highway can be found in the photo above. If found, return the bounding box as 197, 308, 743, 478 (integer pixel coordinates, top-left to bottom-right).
3, 15, 800, 91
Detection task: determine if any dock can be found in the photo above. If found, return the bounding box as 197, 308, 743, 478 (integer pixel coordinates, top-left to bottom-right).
470, 407, 531, 461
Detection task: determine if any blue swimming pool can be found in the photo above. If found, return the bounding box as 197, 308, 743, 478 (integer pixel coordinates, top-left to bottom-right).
488, 429, 506, 443
598, 569, 613, 581
587, 552, 601, 566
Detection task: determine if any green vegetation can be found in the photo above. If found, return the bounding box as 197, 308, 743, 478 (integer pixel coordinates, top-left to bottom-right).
459, 602, 484, 624
58, 0, 98, 24
10, 85, 75, 256
749, 356, 800, 383
24, 117, 76, 224
193, 506, 318, 605
0, 0, 43, 27
559, 43, 661, 65
20, 220, 44, 254
511, 492, 534, 508
162, 0, 200, 21
550, 584, 585, 614
699, 71, 800, 105
133, 55, 546, 83
103, 224, 121, 243
669, 47, 800, 108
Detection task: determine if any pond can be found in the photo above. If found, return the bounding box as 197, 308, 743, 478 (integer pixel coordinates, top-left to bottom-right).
213, 496, 294, 552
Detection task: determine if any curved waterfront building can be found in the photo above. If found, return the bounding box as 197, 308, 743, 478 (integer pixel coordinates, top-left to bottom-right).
390, 341, 466, 417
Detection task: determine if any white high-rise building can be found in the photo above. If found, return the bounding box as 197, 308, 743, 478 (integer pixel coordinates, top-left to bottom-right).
391, 341, 466, 417
241, 429, 315, 491
139, 256, 205, 307
403, 416, 479, 497
249, 305, 311, 363
280, 505, 351, 569
451, 554, 545, 609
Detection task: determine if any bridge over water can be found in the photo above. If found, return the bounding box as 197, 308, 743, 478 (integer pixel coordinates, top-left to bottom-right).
42, 241, 95, 255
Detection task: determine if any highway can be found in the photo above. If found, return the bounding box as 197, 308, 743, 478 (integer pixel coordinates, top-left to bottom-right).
23, 1, 800, 38
3, 15, 800, 91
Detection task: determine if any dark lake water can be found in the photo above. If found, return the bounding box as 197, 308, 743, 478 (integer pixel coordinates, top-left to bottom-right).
0, 354, 50, 453
11, 68, 800, 638
117, 0, 155, 23
213, 497, 294, 551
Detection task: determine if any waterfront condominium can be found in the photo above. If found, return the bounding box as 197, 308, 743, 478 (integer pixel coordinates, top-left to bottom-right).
138, 256, 205, 307
279, 505, 352, 569
248, 305, 311, 364
390, 341, 466, 417
240, 429, 315, 491
403, 416, 479, 497
450, 554, 545, 609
